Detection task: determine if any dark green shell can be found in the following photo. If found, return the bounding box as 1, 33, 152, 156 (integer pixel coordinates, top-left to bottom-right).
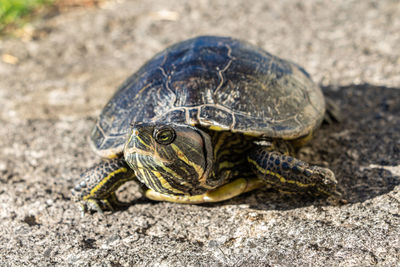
91, 36, 325, 157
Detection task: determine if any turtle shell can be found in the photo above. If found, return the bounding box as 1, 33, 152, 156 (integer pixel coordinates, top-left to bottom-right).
90, 36, 325, 157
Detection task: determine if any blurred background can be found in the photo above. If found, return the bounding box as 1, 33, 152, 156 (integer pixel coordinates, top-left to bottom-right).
1, 0, 399, 120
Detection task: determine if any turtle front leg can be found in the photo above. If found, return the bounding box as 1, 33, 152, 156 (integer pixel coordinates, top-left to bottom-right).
72, 159, 137, 213
247, 145, 341, 198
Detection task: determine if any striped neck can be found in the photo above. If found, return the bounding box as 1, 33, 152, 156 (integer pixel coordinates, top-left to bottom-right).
206, 130, 256, 185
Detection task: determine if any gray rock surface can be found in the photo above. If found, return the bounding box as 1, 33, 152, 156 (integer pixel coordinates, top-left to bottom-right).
0, 0, 399, 265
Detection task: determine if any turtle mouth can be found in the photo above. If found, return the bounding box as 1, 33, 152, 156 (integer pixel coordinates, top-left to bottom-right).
125, 149, 190, 195
125, 143, 173, 166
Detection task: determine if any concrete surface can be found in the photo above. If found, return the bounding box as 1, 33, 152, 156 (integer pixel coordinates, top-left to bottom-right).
0, 0, 399, 265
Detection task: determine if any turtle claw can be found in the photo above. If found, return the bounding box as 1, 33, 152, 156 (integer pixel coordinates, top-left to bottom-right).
79, 199, 107, 215
78, 194, 133, 215
307, 166, 342, 198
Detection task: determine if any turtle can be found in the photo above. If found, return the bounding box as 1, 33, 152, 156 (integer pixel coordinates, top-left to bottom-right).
72, 36, 340, 213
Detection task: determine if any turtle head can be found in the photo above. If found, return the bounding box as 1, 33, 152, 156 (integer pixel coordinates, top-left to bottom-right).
124, 123, 214, 195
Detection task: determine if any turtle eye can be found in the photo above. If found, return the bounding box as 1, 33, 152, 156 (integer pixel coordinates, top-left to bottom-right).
153, 126, 176, 145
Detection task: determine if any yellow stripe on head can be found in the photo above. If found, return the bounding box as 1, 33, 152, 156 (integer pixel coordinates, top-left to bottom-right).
152, 171, 185, 194
171, 143, 205, 183
135, 135, 151, 148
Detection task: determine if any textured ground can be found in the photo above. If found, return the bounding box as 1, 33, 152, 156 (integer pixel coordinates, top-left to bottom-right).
0, 0, 399, 266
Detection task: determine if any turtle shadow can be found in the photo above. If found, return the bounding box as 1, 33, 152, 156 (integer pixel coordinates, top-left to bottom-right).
203, 84, 400, 212
317, 84, 400, 204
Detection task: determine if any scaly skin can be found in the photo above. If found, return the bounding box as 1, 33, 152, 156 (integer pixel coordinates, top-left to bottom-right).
248, 149, 340, 197
72, 159, 136, 213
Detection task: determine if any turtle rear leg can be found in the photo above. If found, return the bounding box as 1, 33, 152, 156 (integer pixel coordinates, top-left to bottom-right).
72, 159, 137, 213
247, 145, 341, 198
